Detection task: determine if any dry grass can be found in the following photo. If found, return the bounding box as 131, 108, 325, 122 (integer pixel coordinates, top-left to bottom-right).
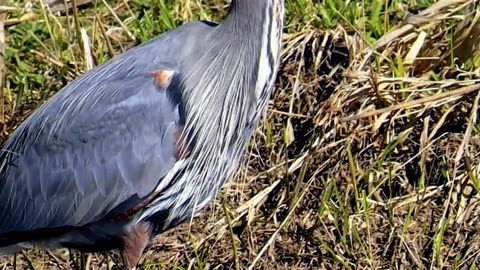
1, 0, 480, 269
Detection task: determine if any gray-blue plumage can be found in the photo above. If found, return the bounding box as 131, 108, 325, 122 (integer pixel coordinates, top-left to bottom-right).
0, 21, 211, 234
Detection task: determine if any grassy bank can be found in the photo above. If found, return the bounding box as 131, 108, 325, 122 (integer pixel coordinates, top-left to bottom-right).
1, 0, 479, 269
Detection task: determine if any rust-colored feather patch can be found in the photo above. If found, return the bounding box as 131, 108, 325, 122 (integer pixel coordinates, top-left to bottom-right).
174, 126, 191, 160
121, 222, 152, 270
152, 70, 174, 89
110, 191, 161, 222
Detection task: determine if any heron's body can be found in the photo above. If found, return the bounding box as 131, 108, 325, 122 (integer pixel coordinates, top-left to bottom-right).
0, 0, 284, 268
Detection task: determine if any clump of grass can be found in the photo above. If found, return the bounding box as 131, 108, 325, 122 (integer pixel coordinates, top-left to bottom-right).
311, 0, 480, 268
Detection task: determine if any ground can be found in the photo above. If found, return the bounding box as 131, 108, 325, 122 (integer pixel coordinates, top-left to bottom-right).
0, 0, 479, 269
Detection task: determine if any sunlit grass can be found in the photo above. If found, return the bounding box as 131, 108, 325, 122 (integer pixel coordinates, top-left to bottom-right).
1, 0, 480, 269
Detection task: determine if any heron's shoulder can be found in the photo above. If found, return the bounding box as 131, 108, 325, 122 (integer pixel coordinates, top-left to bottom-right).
74, 20, 217, 79
130, 20, 217, 50
180, 20, 219, 31
134, 21, 217, 57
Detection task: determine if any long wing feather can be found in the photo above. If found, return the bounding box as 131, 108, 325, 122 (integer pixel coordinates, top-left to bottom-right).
0, 59, 181, 234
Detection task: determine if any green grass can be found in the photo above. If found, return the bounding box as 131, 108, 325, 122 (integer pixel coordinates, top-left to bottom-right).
1, 0, 480, 269
1, 0, 423, 113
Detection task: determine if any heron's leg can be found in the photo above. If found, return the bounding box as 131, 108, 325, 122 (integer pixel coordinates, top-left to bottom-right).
80, 252, 86, 270
13, 253, 16, 270
68, 248, 80, 270
120, 222, 152, 270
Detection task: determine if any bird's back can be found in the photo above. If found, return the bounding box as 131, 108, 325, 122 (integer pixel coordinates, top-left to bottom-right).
0, 21, 215, 251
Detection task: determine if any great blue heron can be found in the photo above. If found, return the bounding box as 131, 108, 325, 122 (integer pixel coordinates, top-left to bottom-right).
0, 0, 284, 269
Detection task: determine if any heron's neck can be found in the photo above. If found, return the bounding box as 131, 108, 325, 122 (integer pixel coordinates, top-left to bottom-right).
181, 0, 284, 144
173, 0, 284, 222
218, 0, 282, 36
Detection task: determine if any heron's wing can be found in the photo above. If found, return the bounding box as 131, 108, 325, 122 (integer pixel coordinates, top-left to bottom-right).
0, 68, 184, 233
